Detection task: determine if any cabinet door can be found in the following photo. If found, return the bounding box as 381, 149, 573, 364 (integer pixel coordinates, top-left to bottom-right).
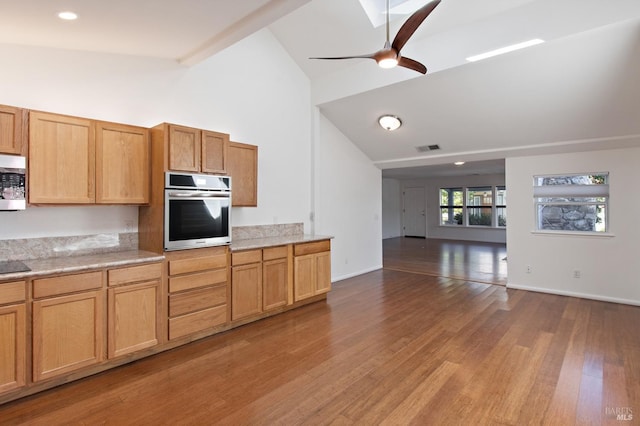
33, 290, 105, 382
96, 122, 150, 204
108, 281, 158, 359
231, 263, 262, 320
201, 130, 229, 174
0, 304, 26, 395
0, 105, 25, 155
29, 111, 95, 203
168, 125, 200, 172
226, 142, 257, 207
315, 252, 332, 295
263, 258, 287, 311
294, 254, 315, 302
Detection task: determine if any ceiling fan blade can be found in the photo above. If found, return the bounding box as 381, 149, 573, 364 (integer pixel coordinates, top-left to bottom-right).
309, 53, 375, 60
392, 0, 441, 53
398, 56, 427, 74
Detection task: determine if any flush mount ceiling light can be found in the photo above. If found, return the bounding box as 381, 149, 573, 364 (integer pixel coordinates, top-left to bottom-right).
466, 39, 544, 62
58, 11, 78, 20
379, 115, 402, 131
454, 161, 466, 166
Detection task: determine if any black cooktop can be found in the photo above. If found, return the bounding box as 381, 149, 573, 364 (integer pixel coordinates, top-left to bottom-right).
0, 260, 31, 274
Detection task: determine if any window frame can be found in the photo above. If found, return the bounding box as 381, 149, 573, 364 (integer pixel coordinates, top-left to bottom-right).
533, 172, 609, 234
439, 185, 506, 229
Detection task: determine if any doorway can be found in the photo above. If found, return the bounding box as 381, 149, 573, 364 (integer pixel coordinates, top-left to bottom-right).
403, 187, 426, 237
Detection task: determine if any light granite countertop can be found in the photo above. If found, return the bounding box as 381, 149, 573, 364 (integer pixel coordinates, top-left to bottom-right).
0, 233, 333, 282
230, 234, 333, 252
0, 250, 164, 282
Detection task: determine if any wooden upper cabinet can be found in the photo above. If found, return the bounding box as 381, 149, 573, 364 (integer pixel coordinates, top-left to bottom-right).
227, 141, 257, 207
29, 111, 95, 204
166, 124, 229, 174
29, 111, 150, 205
0, 105, 26, 155
96, 122, 150, 204
202, 130, 229, 174
168, 125, 200, 172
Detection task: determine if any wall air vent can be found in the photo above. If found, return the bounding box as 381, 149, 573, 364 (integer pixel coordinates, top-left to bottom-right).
415, 144, 440, 152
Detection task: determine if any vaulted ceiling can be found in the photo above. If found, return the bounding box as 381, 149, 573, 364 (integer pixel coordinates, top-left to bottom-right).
2, 0, 640, 178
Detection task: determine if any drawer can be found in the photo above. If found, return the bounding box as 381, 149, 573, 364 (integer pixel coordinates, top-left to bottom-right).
108, 262, 162, 286
263, 246, 288, 261
169, 305, 227, 340
33, 271, 103, 299
169, 285, 227, 317
0, 281, 26, 304
169, 269, 227, 293
232, 249, 262, 266
294, 240, 331, 256
168, 254, 227, 276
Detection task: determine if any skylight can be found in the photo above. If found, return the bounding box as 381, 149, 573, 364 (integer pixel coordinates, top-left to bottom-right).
359, 0, 430, 27
466, 39, 545, 62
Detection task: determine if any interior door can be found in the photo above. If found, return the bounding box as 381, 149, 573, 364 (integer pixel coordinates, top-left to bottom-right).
403, 187, 426, 237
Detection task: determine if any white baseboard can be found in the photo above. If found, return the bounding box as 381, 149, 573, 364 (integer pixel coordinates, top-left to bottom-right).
506, 283, 640, 307
332, 265, 383, 283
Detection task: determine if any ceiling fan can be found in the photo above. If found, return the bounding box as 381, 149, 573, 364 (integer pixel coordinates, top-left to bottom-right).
310, 0, 441, 74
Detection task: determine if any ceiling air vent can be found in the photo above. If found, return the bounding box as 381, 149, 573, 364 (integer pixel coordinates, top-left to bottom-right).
415, 144, 440, 152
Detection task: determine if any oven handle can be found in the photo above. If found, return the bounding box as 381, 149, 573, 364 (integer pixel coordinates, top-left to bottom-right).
167, 191, 230, 198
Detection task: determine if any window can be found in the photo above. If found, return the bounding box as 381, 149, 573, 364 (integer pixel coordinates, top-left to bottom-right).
496, 186, 506, 227
467, 187, 492, 226
440, 186, 506, 228
534, 173, 608, 233
440, 188, 463, 225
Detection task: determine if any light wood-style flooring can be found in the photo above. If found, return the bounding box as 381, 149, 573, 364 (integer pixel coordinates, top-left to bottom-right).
384, 237, 508, 285
1, 241, 638, 424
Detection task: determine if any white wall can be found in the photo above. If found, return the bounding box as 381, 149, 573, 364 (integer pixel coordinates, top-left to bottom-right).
315, 113, 382, 281
0, 30, 383, 283
396, 174, 506, 243
0, 29, 312, 239
507, 147, 640, 305
382, 178, 402, 239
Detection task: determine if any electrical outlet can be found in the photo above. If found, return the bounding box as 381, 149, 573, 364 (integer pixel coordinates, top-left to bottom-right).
526, 265, 532, 274
125, 220, 135, 233
573, 270, 581, 279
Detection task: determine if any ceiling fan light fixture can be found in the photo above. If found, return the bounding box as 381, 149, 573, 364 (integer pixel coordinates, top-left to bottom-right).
57, 11, 78, 20
378, 58, 399, 69
379, 115, 402, 131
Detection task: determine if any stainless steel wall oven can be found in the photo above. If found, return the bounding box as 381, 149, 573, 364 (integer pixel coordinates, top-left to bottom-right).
164, 172, 231, 251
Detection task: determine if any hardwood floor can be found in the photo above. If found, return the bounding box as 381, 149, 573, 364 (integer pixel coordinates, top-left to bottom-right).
2, 265, 639, 425
384, 237, 508, 285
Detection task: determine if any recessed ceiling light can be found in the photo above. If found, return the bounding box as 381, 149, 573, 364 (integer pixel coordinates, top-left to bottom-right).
379, 115, 402, 131
466, 39, 544, 62
58, 11, 78, 20
454, 161, 465, 166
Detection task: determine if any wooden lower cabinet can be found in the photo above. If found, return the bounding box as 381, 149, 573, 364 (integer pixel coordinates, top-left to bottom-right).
32, 290, 105, 382
108, 282, 158, 358
0, 304, 26, 395
231, 262, 262, 320
294, 240, 331, 302
166, 247, 229, 340
263, 258, 288, 311
107, 263, 161, 358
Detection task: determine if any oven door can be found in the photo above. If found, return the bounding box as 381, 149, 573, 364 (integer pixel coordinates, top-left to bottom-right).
164, 190, 231, 251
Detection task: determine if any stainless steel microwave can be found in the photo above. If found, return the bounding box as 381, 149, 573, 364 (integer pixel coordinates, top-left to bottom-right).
0, 154, 26, 211
164, 172, 231, 251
